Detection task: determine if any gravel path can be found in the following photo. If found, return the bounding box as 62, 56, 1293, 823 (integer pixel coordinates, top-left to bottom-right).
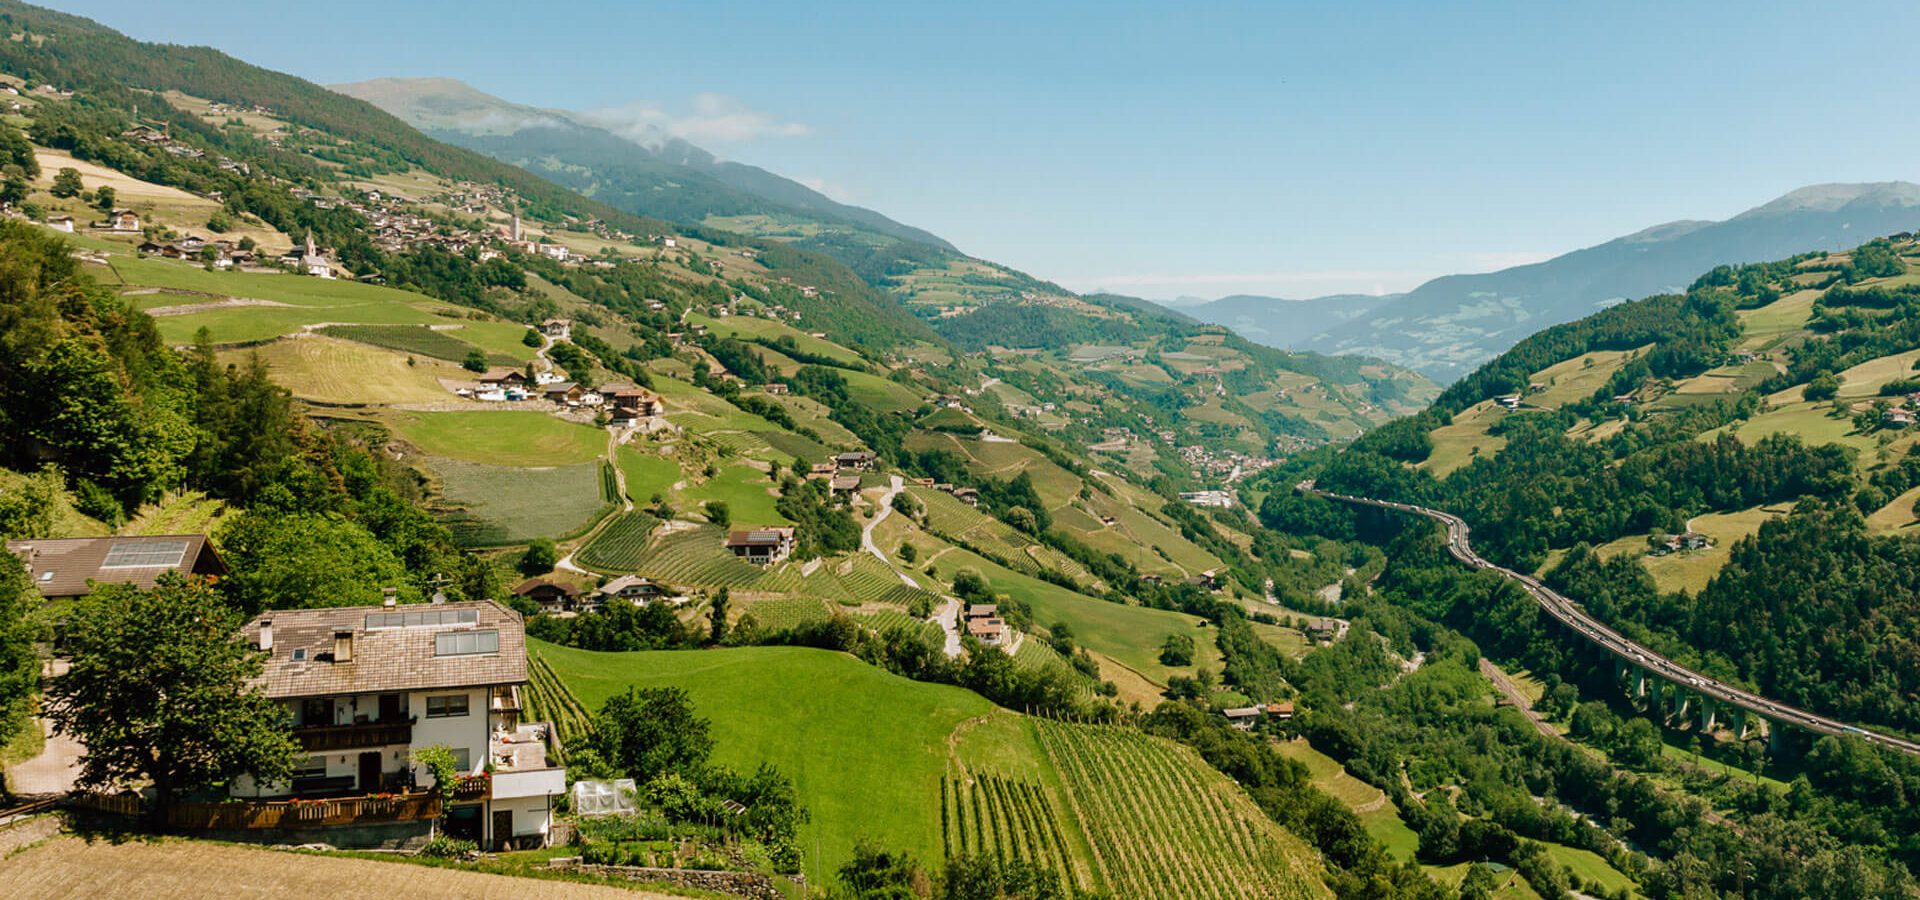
4, 717, 82, 797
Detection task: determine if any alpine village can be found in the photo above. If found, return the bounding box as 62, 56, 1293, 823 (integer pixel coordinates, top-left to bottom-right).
0, 3, 1919, 899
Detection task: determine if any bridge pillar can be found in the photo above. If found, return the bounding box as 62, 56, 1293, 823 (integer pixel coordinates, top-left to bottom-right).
1699, 700, 1717, 733
1670, 690, 1690, 720
1769, 722, 1786, 757
1632, 669, 1646, 698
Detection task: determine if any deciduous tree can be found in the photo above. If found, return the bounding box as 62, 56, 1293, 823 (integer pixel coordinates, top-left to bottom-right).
46, 575, 300, 825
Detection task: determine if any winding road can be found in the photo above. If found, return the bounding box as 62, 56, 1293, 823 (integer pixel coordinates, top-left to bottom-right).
863, 476, 966, 656
1299, 480, 1920, 757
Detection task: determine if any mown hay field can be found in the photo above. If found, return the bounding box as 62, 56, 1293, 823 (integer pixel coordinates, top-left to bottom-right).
0, 835, 684, 899
426, 457, 610, 547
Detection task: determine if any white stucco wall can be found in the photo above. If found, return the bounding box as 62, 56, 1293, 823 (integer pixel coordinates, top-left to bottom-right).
409, 687, 491, 783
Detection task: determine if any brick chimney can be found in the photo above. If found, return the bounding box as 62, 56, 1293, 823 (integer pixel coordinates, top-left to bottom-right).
258, 619, 273, 653
333, 630, 353, 663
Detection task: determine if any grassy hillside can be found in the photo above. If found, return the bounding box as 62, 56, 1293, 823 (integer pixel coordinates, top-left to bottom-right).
533, 642, 1004, 881
534, 642, 1333, 896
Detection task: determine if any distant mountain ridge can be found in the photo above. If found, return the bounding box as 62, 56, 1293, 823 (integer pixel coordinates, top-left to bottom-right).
1171, 293, 1400, 349
1186, 182, 1920, 382
333, 77, 957, 253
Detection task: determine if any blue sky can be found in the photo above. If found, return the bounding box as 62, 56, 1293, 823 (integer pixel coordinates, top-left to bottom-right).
51, 1, 1920, 299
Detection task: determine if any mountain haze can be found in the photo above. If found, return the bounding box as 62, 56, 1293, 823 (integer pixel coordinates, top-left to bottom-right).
1173, 293, 1400, 349
333, 77, 957, 252
1198, 182, 1920, 382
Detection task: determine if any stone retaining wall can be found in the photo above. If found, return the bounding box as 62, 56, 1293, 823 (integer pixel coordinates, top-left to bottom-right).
553, 858, 787, 900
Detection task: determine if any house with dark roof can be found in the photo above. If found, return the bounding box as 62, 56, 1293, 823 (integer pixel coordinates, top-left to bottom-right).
479, 368, 530, 389
725, 527, 796, 565
833, 450, 877, 471
510, 578, 581, 613
231, 600, 565, 850
5, 534, 226, 600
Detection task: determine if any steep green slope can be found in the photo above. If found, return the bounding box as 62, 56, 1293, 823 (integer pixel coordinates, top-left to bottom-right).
332, 77, 957, 253
1275, 231, 1920, 814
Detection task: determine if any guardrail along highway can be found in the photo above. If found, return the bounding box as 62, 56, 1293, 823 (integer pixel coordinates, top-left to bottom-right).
1298, 481, 1920, 758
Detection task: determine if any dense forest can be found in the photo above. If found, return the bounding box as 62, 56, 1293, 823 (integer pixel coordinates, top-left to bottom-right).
1246, 237, 1920, 895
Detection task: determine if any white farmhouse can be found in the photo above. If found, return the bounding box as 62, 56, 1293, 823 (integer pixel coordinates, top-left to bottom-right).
231, 600, 566, 850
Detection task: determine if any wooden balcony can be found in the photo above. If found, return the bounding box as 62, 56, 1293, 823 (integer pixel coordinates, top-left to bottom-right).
170, 793, 440, 830
292, 721, 412, 752
74, 792, 441, 831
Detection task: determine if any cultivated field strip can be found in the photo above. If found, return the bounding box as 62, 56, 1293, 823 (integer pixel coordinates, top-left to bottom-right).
740, 597, 834, 631
575, 512, 661, 570
580, 522, 804, 592
943, 769, 1091, 894
857, 609, 946, 644
805, 553, 942, 607
1012, 640, 1098, 699
525, 652, 593, 759
1033, 718, 1328, 900
317, 323, 505, 364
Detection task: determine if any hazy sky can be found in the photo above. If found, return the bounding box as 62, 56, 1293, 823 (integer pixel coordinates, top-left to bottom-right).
49, 1, 1920, 299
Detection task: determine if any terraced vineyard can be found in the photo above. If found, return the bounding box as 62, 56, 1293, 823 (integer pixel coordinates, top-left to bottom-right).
706, 429, 779, 458
585, 523, 804, 592
740, 596, 834, 631
912, 486, 995, 534
525, 651, 594, 761
1033, 719, 1330, 900
1014, 639, 1097, 699
317, 323, 509, 365
943, 770, 1090, 893
858, 609, 945, 644
808, 553, 940, 607
576, 512, 661, 570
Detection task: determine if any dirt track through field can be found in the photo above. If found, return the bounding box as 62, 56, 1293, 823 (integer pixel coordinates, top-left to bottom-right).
0, 835, 683, 899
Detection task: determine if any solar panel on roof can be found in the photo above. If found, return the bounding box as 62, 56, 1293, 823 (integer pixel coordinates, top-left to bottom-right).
101, 539, 190, 568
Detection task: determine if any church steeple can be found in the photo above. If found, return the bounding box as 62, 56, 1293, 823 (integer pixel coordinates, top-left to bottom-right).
304, 229, 317, 259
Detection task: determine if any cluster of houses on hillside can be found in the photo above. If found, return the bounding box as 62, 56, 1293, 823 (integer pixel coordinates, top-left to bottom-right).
120, 123, 209, 159
463, 369, 665, 426
134, 234, 255, 268
1179, 490, 1236, 509
1176, 444, 1274, 482
6, 535, 566, 850
509, 575, 684, 614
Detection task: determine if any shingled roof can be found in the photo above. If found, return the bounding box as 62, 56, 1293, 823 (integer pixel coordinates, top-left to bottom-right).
5, 534, 226, 599
239, 600, 527, 699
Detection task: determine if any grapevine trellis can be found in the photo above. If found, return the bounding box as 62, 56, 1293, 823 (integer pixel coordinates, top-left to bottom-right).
525, 651, 594, 760
942, 767, 1090, 895
1031, 718, 1328, 900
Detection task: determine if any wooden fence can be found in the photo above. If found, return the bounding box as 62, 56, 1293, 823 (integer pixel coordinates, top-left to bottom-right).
74, 792, 440, 830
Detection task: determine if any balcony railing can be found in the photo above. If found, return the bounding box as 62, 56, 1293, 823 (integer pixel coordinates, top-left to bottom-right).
451, 773, 491, 801
292, 721, 412, 752
74, 792, 441, 830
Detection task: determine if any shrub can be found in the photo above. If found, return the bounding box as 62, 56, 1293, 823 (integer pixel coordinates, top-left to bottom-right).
419, 834, 477, 858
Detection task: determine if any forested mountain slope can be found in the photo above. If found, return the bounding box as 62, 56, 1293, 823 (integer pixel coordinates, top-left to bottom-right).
334, 77, 957, 253
1200, 184, 1920, 382
1253, 232, 1920, 895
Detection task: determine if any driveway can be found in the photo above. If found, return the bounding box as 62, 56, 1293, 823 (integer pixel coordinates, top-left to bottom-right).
5, 716, 83, 796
